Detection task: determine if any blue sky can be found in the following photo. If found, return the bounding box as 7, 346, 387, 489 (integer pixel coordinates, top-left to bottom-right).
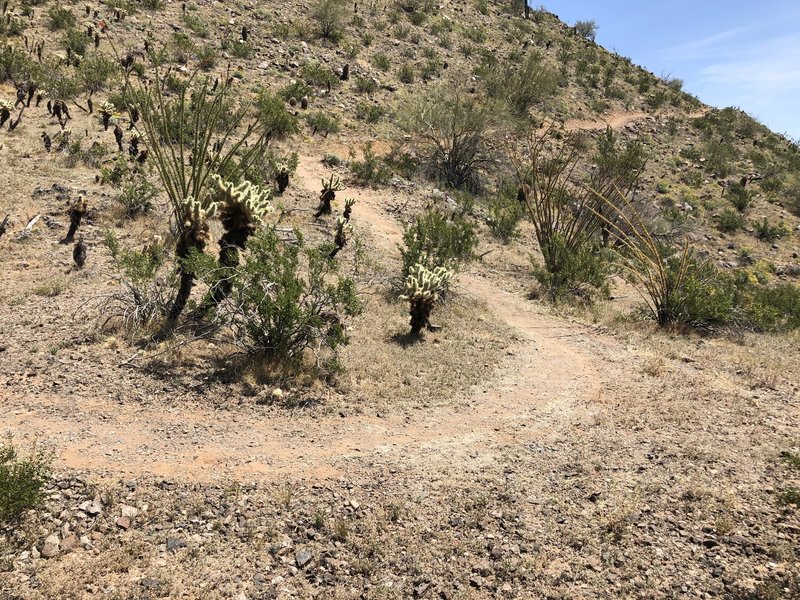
538, 1, 800, 139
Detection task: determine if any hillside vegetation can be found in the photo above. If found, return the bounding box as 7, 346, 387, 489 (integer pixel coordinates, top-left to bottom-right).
0, 1, 798, 598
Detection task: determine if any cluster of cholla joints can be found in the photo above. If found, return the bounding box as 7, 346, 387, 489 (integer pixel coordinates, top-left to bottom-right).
400, 264, 452, 336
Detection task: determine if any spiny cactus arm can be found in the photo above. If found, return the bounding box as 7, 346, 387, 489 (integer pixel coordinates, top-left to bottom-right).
400, 264, 451, 301
211, 175, 274, 223
181, 194, 218, 227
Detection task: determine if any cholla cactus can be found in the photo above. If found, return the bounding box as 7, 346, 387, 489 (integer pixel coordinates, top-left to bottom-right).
315, 174, 345, 218
330, 216, 353, 258
63, 195, 88, 244
203, 175, 274, 307
400, 264, 452, 336
99, 101, 116, 131
169, 195, 217, 324
343, 197, 355, 220
0, 99, 12, 128
275, 163, 289, 194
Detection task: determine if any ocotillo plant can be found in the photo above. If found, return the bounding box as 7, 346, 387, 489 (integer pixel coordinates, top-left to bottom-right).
400, 263, 451, 336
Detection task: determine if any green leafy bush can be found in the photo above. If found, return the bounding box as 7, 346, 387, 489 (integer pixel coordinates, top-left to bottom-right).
533, 236, 611, 301
727, 182, 753, 212
1, 439, 52, 527
47, 5, 75, 30
400, 207, 478, 281
301, 62, 340, 88
305, 111, 340, 136
255, 91, 298, 138
753, 217, 789, 243
350, 143, 391, 186
312, 0, 348, 40
223, 228, 362, 374
487, 188, 525, 243
716, 208, 745, 233
485, 51, 559, 114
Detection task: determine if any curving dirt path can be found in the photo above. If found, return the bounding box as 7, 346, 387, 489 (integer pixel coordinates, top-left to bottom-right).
5, 156, 611, 485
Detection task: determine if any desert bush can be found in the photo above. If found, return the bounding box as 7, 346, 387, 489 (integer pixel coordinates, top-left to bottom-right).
102, 231, 175, 335
197, 44, 218, 70
305, 111, 340, 136
279, 80, 313, 102
0, 47, 38, 83
398, 62, 415, 84
574, 19, 597, 41
354, 75, 378, 94
371, 52, 391, 71
219, 227, 362, 374
350, 142, 391, 186
48, 5, 76, 30
402, 86, 496, 192
487, 187, 525, 243
301, 62, 340, 89
0, 438, 52, 528
62, 28, 88, 56
753, 217, 789, 243
76, 54, 121, 95
400, 207, 478, 281
727, 182, 753, 212
255, 91, 298, 139
531, 235, 611, 301
355, 102, 384, 123
485, 51, 558, 114
716, 208, 745, 233
311, 0, 348, 41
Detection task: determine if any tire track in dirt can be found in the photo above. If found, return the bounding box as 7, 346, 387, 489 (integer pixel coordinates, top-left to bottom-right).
5, 155, 612, 484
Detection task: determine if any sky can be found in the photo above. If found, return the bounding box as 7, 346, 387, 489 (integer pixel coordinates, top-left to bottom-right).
537, 1, 800, 139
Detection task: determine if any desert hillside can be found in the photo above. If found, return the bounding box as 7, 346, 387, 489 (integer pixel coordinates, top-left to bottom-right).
1, 1, 798, 598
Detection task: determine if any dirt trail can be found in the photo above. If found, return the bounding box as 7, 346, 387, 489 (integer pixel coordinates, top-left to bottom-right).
6, 156, 610, 485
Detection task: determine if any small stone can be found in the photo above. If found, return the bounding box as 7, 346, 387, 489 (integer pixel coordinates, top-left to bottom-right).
166, 538, 187, 553
116, 516, 131, 530
295, 549, 313, 568
41, 533, 60, 558
60, 534, 79, 552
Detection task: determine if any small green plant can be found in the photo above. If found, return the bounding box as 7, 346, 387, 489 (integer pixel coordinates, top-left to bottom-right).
350, 143, 391, 186
532, 235, 611, 301
727, 182, 754, 212
487, 189, 525, 243
33, 277, 68, 297
0, 438, 52, 527
103, 231, 175, 336
255, 91, 298, 138
312, 0, 348, 40
778, 488, 800, 509
47, 5, 76, 30
305, 111, 340, 136
354, 75, 378, 94
753, 218, 789, 243
398, 62, 415, 84
400, 207, 478, 281
372, 52, 391, 71
221, 227, 362, 375
716, 208, 745, 233
574, 19, 597, 42
484, 51, 558, 114
355, 102, 384, 123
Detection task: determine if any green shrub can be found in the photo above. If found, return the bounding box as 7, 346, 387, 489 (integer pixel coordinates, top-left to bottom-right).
574, 20, 597, 42
400, 207, 478, 281
103, 231, 175, 335
740, 283, 800, 331
223, 227, 362, 374
533, 236, 611, 301
301, 62, 340, 89
371, 52, 391, 71
350, 142, 391, 186
305, 111, 340, 136
197, 44, 218, 70
716, 208, 745, 233
398, 63, 415, 84
279, 80, 313, 102
312, 0, 348, 40
0, 439, 52, 527
485, 51, 558, 114
116, 172, 159, 217
255, 91, 298, 138
48, 5, 75, 30
62, 28, 88, 56
488, 189, 525, 243
354, 75, 378, 94
183, 12, 209, 37
727, 182, 753, 212
355, 101, 384, 123
76, 54, 121, 95
753, 217, 789, 243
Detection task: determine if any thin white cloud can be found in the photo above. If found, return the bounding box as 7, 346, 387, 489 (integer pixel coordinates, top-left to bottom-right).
663, 25, 755, 61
